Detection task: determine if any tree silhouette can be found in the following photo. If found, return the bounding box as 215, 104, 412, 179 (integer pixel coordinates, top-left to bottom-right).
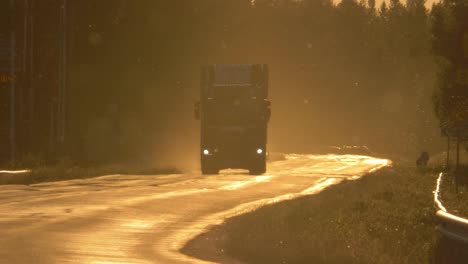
60, 0, 442, 162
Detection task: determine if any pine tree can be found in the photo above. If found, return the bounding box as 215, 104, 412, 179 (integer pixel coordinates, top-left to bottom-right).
379, 1, 388, 18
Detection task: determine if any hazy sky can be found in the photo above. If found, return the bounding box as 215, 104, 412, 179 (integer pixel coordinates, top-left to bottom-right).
334, 0, 440, 9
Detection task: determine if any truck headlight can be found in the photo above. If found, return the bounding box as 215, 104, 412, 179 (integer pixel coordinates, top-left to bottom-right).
203, 149, 210, 155
257, 148, 263, 154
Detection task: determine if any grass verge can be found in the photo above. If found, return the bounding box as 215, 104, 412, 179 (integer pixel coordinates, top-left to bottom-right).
430, 167, 468, 264
183, 165, 438, 264
0, 160, 179, 185
439, 167, 468, 217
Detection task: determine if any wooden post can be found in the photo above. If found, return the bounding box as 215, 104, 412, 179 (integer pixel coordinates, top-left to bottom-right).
456, 132, 461, 191
447, 136, 450, 171
456, 133, 460, 171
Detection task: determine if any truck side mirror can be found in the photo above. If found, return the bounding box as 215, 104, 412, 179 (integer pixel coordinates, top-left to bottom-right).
265, 100, 271, 122
194, 101, 200, 120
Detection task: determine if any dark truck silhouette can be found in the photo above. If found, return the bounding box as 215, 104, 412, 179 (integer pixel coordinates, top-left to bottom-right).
195, 64, 271, 175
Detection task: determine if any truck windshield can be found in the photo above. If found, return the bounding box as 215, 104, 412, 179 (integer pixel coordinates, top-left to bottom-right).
213, 65, 253, 85
206, 97, 264, 126
205, 87, 265, 126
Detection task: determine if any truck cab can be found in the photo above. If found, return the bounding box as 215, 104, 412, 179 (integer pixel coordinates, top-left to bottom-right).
195, 64, 271, 175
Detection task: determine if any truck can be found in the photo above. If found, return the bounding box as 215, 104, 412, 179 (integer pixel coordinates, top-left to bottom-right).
194, 64, 271, 175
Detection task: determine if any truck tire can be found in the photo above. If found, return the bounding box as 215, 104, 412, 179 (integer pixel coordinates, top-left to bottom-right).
249, 162, 266, 175
201, 160, 219, 175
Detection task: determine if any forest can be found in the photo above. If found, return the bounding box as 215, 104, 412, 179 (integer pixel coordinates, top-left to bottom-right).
64, 0, 462, 166
431, 0, 468, 132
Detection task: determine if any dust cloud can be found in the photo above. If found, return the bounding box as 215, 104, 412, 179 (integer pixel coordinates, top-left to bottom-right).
65, 1, 445, 169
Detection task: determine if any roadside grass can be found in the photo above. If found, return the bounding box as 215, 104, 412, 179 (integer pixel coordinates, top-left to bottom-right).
439, 166, 468, 218
184, 165, 438, 264
0, 155, 179, 185
432, 166, 468, 263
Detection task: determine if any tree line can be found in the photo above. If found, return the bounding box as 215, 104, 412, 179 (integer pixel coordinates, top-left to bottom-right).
431, 0, 468, 133
66, 0, 448, 164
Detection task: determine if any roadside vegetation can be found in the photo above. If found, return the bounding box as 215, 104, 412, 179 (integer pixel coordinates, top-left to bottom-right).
432, 148, 468, 217
439, 167, 468, 218
432, 161, 468, 263
184, 165, 439, 264
0, 154, 178, 185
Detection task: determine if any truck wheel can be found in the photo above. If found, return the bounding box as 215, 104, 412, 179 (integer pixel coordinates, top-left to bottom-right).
249, 162, 266, 175
201, 161, 218, 175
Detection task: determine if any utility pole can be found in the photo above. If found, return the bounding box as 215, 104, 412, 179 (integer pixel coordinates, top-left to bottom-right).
55, 0, 68, 157
9, 0, 16, 163
28, 0, 34, 148
58, 0, 67, 148
60, 0, 67, 146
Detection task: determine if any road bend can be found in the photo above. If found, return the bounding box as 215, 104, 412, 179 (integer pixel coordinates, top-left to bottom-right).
0, 154, 389, 264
